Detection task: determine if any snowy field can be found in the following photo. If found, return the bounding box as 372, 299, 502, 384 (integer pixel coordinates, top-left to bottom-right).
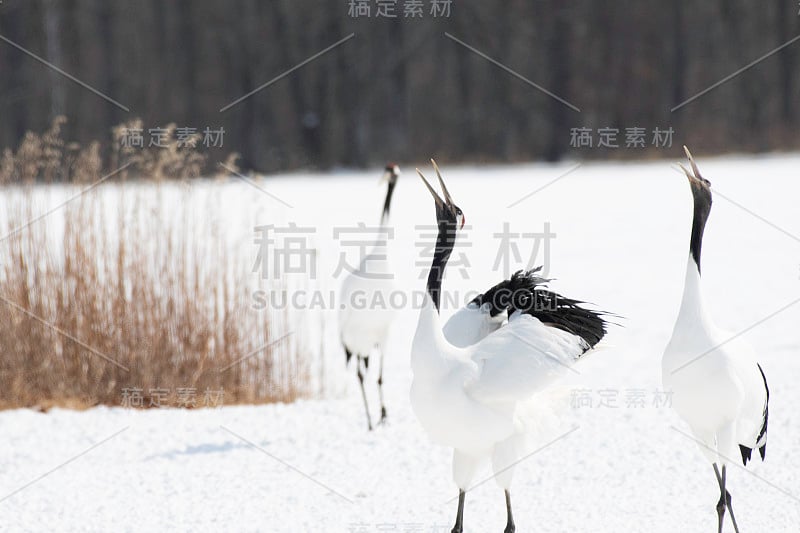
1, 154, 799, 532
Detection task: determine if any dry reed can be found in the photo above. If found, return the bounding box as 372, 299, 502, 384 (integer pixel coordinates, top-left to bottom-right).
0, 118, 316, 410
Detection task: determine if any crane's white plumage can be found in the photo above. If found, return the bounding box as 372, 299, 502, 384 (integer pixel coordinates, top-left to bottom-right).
339, 164, 400, 430
339, 243, 396, 356
412, 294, 589, 450
441, 302, 506, 348
663, 258, 768, 464
410, 161, 609, 533
662, 147, 769, 533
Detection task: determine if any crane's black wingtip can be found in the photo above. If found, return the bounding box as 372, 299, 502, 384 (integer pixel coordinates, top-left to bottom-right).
755, 363, 769, 462
739, 443, 767, 467
739, 444, 753, 466
343, 343, 353, 365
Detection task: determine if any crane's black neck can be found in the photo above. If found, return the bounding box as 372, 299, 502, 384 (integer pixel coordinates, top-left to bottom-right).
380, 179, 397, 226
689, 184, 712, 275
426, 220, 457, 313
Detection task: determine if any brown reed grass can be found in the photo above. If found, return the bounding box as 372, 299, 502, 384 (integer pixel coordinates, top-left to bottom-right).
0, 118, 315, 410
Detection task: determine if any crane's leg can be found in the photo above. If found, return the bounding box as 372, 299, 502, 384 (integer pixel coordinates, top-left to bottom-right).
713, 425, 740, 533
451, 489, 465, 533
451, 450, 482, 533
377, 348, 387, 425
356, 356, 373, 431
491, 437, 519, 532
504, 490, 515, 533
722, 465, 739, 533
713, 464, 740, 533
713, 463, 725, 533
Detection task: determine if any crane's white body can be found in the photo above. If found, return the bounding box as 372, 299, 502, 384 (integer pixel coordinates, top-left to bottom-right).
411, 291, 588, 489
662, 256, 767, 464
338, 239, 397, 357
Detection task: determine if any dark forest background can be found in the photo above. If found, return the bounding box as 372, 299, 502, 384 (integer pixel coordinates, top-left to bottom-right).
0, 0, 799, 173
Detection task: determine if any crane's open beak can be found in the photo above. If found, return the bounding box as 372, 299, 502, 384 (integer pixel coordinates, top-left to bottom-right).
678, 145, 711, 189
417, 160, 465, 229
418, 159, 455, 206
430, 159, 454, 206
417, 167, 445, 208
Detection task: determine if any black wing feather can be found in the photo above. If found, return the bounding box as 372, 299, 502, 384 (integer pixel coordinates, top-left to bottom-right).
756, 363, 769, 460
472, 268, 610, 350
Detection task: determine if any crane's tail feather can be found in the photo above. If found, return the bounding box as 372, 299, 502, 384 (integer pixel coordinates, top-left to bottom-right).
738, 363, 769, 466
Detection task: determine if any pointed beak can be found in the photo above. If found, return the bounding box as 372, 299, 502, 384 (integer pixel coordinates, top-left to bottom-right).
684, 146, 702, 179
676, 162, 694, 182
417, 167, 445, 208
679, 145, 711, 188
431, 159, 454, 206
418, 159, 457, 210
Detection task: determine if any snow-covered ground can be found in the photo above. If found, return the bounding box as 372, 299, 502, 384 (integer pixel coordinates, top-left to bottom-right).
2, 154, 799, 532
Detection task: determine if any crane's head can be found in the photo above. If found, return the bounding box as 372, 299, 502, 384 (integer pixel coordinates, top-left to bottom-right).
379, 163, 401, 224
677, 146, 713, 272
380, 163, 401, 186
678, 145, 712, 208
417, 159, 466, 231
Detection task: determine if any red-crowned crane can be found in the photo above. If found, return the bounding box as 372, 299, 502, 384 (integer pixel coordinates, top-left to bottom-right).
663, 148, 769, 533
339, 164, 400, 430
410, 161, 610, 533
